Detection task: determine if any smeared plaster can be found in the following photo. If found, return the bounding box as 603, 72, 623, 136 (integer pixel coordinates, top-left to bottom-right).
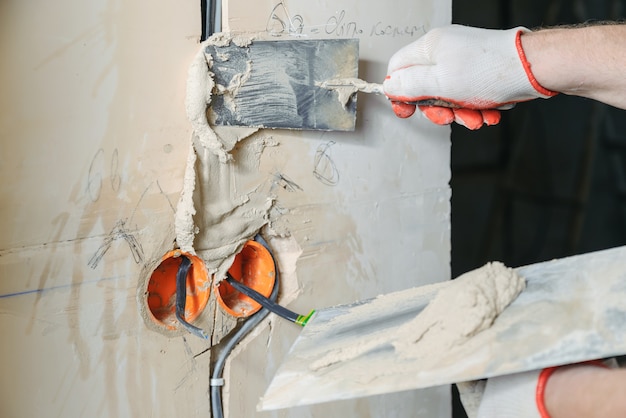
215, 60, 253, 114
208, 32, 255, 48
310, 263, 525, 370
183, 32, 264, 163
206, 36, 359, 131
174, 144, 198, 254
393, 262, 525, 358
168, 33, 302, 347
317, 77, 383, 108
185, 41, 230, 163
177, 33, 279, 282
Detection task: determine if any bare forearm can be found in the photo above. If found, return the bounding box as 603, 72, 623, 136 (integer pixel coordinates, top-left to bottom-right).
521, 24, 626, 109
545, 365, 626, 417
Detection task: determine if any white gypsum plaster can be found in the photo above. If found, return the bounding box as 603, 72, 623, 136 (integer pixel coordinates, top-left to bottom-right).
177, 33, 272, 281
317, 77, 384, 108
310, 262, 525, 370
393, 262, 525, 357
173, 33, 304, 346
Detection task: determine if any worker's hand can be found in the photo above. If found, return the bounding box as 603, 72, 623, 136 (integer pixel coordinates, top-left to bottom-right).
474, 360, 613, 418
475, 369, 544, 418
383, 25, 557, 130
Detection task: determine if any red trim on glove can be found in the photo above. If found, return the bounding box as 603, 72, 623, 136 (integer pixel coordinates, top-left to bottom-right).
535, 360, 609, 418
515, 30, 558, 98
536, 367, 559, 418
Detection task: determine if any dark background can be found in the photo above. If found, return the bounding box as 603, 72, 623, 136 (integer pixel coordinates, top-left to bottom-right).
450, 1, 626, 416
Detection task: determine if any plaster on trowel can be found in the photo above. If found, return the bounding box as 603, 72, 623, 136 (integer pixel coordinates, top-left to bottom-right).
206, 38, 360, 131
259, 246, 626, 410
317, 77, 462, 109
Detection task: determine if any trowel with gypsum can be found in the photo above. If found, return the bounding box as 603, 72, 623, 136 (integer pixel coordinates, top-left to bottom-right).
258, 246, 626, 410
205, 38, 458, 131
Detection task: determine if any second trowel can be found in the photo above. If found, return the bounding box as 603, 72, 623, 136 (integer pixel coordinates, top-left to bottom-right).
260, 246, 626, 410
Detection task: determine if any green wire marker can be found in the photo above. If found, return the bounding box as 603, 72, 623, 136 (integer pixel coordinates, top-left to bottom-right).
225, 274, 316, 327
296, 310, 316, 327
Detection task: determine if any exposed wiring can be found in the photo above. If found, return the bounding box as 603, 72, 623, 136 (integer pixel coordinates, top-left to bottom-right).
201, 0, 222, 41
175, 234, 314, 415
225, 273, 315, 326
175, 256, 209, 339
210, 234, 279, 418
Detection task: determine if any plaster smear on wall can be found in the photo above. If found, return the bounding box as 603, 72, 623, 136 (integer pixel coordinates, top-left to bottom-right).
170, 33, 308, 346
176, 34, 274, 282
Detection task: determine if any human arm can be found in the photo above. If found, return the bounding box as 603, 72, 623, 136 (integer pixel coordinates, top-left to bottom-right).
383, 24, 626, 129
521, 24, 626, 110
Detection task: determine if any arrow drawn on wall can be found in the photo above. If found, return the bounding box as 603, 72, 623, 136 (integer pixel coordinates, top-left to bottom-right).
88, 219, 144, 269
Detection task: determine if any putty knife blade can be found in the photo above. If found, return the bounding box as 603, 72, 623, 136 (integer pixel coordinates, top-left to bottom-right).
206, 38, 359, 131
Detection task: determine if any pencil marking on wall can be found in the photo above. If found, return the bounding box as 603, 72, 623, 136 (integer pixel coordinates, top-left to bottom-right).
156, 180, 176, 213
127, 183, 153, 227
87, 147, 122, 202
263, 3, 425, 39
325, 10, 363, 37
87, 148, 105, 202
272, 173, 304, 193
110, 148, 121, 192
266, 1, 304, 35
88, 219, 144, 268
0, 275, 124, 299
313, 141, 339, 186
174, 337, 201, 393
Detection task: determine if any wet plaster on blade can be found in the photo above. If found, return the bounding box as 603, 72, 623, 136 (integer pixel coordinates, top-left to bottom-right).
393, 262, 525, 358
184, 40, 230, 163
310, 262, 525, 370
317, 77, 384, 108
206, 36, 358, 131
208, 40, 301, 129
214, 60, 253, 115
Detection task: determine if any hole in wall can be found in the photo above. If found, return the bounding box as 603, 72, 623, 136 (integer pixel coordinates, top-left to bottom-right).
144, 250, 211, 331
216, 240, 276, 318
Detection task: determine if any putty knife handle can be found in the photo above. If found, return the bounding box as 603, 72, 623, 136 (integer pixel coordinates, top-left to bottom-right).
407, 99, 462, 108
405, 99, 516, 110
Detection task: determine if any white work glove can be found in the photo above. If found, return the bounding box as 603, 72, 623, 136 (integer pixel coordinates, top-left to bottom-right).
473, 360, 614, 418
383, 25, 557, 130
475, 370, 544, 418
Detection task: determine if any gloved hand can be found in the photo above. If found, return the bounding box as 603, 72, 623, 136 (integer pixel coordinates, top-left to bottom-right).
474, 360, 612, 418
474, 369, 545, 418
383, 25, 557, 129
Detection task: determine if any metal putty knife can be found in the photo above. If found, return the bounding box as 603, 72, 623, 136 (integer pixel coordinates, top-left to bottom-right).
205, 38, 459, 132
206, 39, 360, 131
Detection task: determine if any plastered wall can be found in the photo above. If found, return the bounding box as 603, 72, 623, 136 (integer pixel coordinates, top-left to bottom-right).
0, 0, 451, 417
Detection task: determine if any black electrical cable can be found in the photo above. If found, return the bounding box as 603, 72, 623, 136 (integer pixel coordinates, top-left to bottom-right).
225, 273, 314, 326
175, 255, 209, 340
201, 0, 221, 41
210, 235, 278, 418
200, 0, 208, 41
200, 0, 214, 41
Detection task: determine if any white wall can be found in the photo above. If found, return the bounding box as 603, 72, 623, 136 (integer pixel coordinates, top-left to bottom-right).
0, 0, 451, 416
